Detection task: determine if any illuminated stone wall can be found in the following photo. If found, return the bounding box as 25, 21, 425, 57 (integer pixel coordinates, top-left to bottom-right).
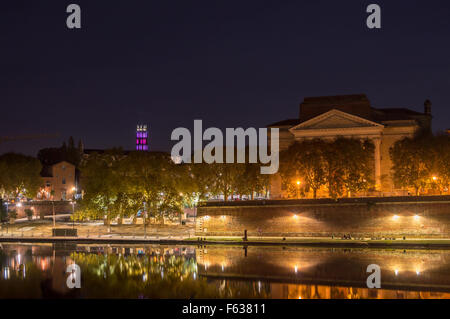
11, 201, 73, 219
196, 196, 450, 238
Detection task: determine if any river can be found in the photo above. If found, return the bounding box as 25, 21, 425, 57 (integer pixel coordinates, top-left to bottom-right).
1, 242, 449, 299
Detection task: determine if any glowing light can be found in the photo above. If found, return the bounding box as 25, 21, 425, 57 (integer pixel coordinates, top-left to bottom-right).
294, 265, 298, 273
416, 270, 421, 275
414, 215, 420, 220
204, 215, 210, 220
432, 176, 438, 181
392, 215, 399, 220
220, 215, 226, 220
16, 203, 22, 207
72, 187, 77, 192
296, 180, 301, 185
293, 214, 298, 219
394, 269, 399, 276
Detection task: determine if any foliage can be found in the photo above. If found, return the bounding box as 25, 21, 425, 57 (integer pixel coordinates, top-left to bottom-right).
280, 138, 375, 199
78, 150, 195, 223
25, 208, 33, 218
0, 153, 42, 200
0, 199, 7, 222
390, 133, 450, 195
191, 147, 270, 201
8, 209, 17, 219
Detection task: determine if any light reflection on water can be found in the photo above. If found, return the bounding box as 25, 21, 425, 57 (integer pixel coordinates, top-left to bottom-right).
1, 242, 450, 299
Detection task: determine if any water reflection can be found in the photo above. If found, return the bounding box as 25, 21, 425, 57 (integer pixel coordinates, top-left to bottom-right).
1, 243, 450, 299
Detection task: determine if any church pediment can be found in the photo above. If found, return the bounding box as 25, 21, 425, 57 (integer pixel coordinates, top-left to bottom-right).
289, 109, 383, 131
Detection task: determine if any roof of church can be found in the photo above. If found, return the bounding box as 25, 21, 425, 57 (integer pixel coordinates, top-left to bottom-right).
268, 94, 429, 128
267, 119, 301, 127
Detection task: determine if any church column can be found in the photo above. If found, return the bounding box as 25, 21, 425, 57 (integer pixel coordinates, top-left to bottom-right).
374, 137, 381, 190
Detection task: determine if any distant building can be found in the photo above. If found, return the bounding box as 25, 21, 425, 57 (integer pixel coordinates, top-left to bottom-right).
136, 124, 149, 151
268, 94, 432, 198
37, 161, 77, 201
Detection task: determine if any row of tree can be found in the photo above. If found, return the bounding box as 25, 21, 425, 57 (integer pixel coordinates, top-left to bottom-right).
77, 149, 270, 223
279, 138, 375, 199
390, 133, 450, 195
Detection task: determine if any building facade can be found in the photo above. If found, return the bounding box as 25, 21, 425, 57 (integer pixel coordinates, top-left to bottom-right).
38, 161, 77, 201
268, 94, 432, 198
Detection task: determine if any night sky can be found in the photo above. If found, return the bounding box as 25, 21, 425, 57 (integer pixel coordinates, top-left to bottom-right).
1, 0, 449, 156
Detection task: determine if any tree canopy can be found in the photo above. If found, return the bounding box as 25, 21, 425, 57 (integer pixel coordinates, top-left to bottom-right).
280, 138, 375, 199
0, 153, 42, 200
390, 133, 450, 195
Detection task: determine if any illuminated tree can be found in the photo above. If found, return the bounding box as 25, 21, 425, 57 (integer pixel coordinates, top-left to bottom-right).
0, 153, 42, 200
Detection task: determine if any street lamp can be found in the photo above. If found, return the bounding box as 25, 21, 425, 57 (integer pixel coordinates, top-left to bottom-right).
143, 201, 147, 239
52, 200, 56, 228
296, 180, 301, 199
71, 201, 75, 229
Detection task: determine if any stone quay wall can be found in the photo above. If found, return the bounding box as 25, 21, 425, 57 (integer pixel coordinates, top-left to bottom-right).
196, 196, 450, 238
10, 201, 73, 219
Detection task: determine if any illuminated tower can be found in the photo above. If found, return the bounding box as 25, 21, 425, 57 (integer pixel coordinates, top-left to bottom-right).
136, 124, 148, 151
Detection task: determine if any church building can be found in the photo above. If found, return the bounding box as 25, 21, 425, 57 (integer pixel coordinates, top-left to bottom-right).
268, 94, 432, 198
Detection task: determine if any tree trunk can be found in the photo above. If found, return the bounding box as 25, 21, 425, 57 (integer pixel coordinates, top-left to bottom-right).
313, 188, 317, 199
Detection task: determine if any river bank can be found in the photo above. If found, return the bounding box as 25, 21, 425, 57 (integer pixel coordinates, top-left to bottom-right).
2, 234, 450, 249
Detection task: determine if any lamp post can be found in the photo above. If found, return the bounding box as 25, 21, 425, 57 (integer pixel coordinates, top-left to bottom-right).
71, 187, 77, 229
296, 180, 301, 199
143, 201, 147, 239
52, 200, 55, 228
71, 201, 75, 229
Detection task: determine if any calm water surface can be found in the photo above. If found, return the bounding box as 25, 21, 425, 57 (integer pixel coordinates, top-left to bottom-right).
1, 242, 450, 299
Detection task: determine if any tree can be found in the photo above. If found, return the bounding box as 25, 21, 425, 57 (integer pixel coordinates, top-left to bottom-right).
391, 135, 430, 195
0, 199, 7, 223
0, 153, 42, 200
279, 138, 374, 199
235, 162, 270, 199
79, 149, 125, 223
280, 140, 327, 199
391, 133, 450, 195
122, 152, 190, 224
434, 134, 450, 192
335, 138, 374, 197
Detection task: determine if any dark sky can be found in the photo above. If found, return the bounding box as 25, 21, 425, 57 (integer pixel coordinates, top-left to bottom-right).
1, 0, 449, 155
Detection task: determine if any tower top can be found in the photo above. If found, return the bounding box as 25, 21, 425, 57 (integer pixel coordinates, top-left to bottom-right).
136, 124, 149, 151
137, 124, 147, 132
